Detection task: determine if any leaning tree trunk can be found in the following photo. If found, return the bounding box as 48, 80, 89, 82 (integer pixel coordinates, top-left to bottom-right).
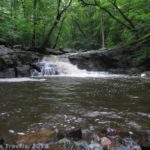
53, 16, 66, 49
41, 0, 72, 51
32, 0, 37, 49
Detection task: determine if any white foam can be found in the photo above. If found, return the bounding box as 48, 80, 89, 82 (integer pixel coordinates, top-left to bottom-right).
84, 111, 114, 117
0, 77, 46, 83
137, 112, 150, 118
32, 55, 127, 78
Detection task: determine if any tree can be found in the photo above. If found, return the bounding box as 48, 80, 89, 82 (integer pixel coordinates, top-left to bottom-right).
32, 0, 37, 49
79, 0, 138, 37
41, 0, 72, 49
0, 0, 149, 50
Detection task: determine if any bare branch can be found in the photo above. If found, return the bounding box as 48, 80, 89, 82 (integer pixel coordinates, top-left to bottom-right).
79, 0, 133, 31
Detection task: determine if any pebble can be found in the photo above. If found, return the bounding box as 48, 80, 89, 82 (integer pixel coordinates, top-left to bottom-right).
128, 131, 133, 135
71, 126, 75, 129
95, 119, 100, 122
17, 132, 25, 136
8, 130, 15, 134
88, 141, 103, 150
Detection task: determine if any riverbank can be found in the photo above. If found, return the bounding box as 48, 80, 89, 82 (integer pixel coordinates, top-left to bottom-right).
0, 39, 149, 78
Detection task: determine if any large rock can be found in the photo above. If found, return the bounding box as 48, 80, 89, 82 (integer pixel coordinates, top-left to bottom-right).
0, 45, 42, 78
0, 39, 7, 46
0, 68, 16, 78
69, 44, 150, 74
69, 50, 119, 72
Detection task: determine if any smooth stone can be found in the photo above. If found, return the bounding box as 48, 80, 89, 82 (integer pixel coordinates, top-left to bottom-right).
87, 141, 103, 150
16, 130, 55, 144
101, 137, 112, 148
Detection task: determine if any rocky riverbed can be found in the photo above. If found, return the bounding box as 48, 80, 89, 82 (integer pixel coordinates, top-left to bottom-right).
1, 128, 150, 150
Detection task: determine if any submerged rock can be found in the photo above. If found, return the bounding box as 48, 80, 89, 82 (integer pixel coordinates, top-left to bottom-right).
47, 144, 64, 150
4, 128, 146, 150
16, 130, 55, 145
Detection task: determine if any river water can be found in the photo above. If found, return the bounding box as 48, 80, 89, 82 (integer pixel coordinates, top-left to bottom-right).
0, 76, 150, 140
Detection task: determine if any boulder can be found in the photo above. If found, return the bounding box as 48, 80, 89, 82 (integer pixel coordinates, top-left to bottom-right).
0, 45, 42, 78
16, 65, 31, 77
69, 44, 150, 74
0, 68, 16, 78
0, 38, 7, 46
69, 50, 119, 72
0, 45, 14, 55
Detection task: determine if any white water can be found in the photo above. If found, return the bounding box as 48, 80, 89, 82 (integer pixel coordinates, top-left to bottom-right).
32, 55, 125, 78
0, 78, 46, 83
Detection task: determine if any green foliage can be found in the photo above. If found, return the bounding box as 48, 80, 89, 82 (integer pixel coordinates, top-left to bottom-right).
0, 0, 149, 49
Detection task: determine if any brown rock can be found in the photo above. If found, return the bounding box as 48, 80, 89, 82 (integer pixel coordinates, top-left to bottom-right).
101, 137, 112, 149
47, 144, 65, 150
16, 130, 55, 144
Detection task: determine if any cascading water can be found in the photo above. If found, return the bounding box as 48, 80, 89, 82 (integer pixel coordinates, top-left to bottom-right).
32, 55, 123, 78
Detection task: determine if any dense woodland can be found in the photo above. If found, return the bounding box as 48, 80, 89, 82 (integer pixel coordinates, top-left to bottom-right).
0, 0, 149, 51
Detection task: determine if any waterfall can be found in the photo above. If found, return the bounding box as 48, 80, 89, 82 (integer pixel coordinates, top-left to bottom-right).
31, 55, 123, 78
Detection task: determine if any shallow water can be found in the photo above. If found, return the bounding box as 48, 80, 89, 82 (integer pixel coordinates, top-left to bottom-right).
0, 77, 150, 140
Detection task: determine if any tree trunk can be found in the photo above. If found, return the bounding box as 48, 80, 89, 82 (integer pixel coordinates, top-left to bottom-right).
101, 13, 105, 49
53, 16, 66, 49
41, 0, 72, 50
41, 18, 60, 49
32, 0, 37, 49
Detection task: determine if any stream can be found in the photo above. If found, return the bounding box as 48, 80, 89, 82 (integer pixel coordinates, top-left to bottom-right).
0, 55, 150, 144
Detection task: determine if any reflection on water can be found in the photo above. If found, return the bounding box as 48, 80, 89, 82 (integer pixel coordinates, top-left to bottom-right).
0, 77, 150, 139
